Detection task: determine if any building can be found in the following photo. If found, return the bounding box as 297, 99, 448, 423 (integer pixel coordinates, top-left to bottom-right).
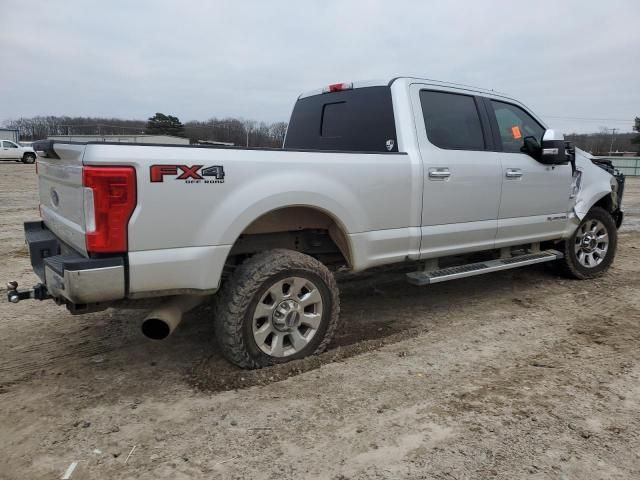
0, 128, 19, 142
47, 134, 189, 145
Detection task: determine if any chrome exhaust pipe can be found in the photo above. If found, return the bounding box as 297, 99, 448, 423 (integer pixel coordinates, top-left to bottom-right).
141, 295, 205, 340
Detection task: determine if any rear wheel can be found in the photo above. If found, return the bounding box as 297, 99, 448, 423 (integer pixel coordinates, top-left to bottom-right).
557, 206, 617, 279
214, 249, 340, 369
22, 153, 36, 164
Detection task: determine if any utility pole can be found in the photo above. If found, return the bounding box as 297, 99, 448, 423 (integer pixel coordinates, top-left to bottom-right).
606, 128, 618, 155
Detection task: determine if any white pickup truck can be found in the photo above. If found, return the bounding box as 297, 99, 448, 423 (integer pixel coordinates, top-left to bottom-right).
8, 77, 624, 369
0, 140, 37, 163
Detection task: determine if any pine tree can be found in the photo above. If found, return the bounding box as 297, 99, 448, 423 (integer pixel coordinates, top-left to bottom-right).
145, 113, 185, 137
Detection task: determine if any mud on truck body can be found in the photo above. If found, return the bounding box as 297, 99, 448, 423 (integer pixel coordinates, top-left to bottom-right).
8, 77, 624, 369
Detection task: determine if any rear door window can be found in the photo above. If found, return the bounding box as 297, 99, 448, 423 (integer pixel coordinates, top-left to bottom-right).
285, 86, 398, 152
419, 90, 486, 150
490, 100, 544, 153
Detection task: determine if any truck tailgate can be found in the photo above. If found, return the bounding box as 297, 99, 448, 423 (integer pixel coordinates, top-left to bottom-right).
36, 143, 88, 255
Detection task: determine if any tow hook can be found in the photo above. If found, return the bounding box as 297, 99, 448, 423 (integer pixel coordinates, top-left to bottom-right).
6, 281, 50, 303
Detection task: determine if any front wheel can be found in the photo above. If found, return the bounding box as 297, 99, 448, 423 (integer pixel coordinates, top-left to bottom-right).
557, 206, 617, 279
22, 153, 36, 164
214, 249, 340, 369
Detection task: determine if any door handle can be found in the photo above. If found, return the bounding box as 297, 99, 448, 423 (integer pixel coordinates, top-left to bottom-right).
428, 168, 451, 179
505, 168, 523, 179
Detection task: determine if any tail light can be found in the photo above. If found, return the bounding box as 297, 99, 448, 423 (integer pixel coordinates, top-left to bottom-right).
82, 166, 136, 253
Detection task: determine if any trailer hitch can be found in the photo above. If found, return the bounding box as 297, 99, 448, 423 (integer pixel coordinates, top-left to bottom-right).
6, 281, 50, 303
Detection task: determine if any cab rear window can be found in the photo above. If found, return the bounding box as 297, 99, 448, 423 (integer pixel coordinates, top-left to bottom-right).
284, 86, 398, 152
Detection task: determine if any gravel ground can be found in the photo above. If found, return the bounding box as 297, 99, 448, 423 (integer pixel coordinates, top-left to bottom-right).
1, 162, 639, 479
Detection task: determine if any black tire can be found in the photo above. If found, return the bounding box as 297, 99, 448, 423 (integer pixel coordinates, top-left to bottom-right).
556, 206, 617, 279
22, 153, 36, 164
214, 249, 340, 369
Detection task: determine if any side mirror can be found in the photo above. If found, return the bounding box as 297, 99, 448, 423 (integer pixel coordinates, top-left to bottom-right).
521, 135, 541, 160
539, 129, 568, 165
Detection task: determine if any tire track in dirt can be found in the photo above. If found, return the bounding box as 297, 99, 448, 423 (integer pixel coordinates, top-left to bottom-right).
0, 328, 134, 384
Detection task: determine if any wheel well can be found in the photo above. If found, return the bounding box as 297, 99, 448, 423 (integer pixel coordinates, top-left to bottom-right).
593, 194, 613, 213
228, 207, 352, 268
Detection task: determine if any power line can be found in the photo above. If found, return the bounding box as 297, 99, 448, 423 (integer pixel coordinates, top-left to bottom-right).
543, 115, 633, 122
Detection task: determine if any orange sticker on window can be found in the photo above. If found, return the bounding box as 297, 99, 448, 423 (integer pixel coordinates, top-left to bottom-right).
511, 126, 522, 139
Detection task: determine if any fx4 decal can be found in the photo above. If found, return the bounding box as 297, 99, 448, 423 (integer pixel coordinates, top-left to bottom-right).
150, 165, 225, 184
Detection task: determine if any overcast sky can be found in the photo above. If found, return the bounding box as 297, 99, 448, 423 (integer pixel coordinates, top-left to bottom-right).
1, 0, 638, 133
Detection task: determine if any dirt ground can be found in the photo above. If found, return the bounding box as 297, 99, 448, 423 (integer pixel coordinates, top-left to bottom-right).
1, 162, 639, 480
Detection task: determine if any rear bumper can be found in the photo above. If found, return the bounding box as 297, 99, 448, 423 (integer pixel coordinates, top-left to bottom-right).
24, 221, 126, 304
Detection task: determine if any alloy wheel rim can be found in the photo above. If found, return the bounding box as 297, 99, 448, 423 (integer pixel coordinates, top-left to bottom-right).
252, 276, 323, 357
574, 219, 609, 268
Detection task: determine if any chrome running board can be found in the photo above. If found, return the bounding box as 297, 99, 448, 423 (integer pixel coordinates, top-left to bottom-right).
406, 250, 563, 286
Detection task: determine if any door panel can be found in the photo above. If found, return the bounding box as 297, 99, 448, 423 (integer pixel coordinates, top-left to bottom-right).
422, 149, 502, 226
412, 86, 502, 257
487, 99, 572, 244
420, 218, 500, 258
496, 214, 569, 247
498, 154, 571, 218
496, 153, 572, 243
0, 141, 10, 159
1, 141, 20, 159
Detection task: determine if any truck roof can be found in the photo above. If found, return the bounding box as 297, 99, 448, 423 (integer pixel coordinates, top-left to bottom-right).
298, 77, 511, 100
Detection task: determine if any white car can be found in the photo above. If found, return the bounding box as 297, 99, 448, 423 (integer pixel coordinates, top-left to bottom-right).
8, 77, 625, 369
0, 140, 37, 163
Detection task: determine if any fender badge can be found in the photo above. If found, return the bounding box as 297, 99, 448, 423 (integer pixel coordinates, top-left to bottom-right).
150, 164, 225, 184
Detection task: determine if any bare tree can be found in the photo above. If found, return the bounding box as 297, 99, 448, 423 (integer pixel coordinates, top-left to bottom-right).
4, 115, 288, 148
564, 130, 637, 155
270, 121, 288, 146
241, 119, 257, 147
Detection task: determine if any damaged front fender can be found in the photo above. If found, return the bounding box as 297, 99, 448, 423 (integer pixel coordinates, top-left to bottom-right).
572, 149, 620, 221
